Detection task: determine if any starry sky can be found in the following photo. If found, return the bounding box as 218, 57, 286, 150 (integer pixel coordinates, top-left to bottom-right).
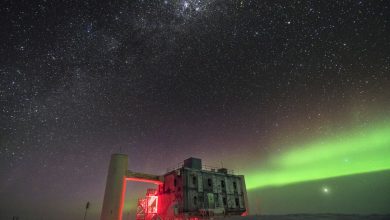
1, 0, 390, 219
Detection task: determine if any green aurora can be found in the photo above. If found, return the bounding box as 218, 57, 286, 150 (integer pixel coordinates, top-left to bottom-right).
245, 121, 390, 190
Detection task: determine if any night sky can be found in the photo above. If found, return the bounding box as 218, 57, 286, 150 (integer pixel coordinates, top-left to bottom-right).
1, 0, 390, 219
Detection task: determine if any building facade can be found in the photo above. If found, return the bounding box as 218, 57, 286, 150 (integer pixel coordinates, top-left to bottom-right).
137, 158, 249, 220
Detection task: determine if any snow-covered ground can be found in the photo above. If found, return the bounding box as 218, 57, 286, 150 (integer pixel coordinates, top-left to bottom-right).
225, 214, 390, 220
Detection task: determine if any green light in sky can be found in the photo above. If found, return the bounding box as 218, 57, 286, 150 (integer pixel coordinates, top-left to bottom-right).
245, 122, 390, 190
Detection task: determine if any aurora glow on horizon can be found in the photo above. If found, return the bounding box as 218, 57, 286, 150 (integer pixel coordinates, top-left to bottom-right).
245, 121, 390, 190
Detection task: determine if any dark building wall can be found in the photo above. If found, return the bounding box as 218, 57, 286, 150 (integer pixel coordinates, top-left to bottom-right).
183, 157, 202, 170
160, 171, 184, 216
181, 168, 246, 215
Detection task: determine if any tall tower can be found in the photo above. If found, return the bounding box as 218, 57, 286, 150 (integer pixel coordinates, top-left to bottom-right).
100, 154, 128, 220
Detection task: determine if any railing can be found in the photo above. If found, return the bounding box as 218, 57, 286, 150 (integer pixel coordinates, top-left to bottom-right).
166, 162, 184, 172
166, 162, 234, 175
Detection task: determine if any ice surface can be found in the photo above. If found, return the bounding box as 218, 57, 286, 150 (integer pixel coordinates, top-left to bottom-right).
225, 214, 390, 220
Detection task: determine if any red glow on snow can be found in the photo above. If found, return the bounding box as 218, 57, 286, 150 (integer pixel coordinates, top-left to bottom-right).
126, 177, 163, 185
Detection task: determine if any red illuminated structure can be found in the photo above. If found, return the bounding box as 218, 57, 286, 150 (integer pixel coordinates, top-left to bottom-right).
100, 154, 249, 220
136, 189, 159, 220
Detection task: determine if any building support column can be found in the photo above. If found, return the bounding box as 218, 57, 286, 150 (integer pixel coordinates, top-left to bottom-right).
100, 154, 128, 220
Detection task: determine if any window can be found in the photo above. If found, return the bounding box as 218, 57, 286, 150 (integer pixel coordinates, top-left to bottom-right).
192, 176, 197, 185
194, 196, 197, 205
174, 178, 177, 187
207, 178, 212, 187
233, 181, 237, 190
235, 198, 239, 207
222, 197, 227, 206
221, 180, 225, 188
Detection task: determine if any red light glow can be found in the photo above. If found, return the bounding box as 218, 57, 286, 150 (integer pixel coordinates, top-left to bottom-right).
147, 195, 159, 214
125, 177, 162, 220
119, 177, 127, 220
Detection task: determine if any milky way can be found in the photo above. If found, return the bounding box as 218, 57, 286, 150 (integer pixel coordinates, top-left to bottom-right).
0, 0, 389, 219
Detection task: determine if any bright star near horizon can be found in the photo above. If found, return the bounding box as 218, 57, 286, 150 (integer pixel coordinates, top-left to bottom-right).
322, 186, 330, 194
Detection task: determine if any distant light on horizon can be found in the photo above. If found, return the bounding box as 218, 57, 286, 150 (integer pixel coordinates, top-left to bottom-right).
322, 186, 330, 194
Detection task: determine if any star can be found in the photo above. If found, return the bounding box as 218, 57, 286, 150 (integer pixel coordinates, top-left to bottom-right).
322, 186, 330, 194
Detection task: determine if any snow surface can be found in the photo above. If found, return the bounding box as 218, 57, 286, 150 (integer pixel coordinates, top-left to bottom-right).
225, 214, 390, 220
